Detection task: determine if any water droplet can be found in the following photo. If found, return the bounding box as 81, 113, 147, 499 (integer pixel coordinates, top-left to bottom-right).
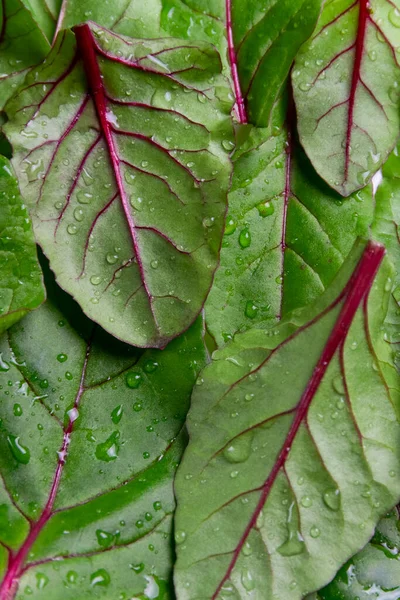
57, 353, 68, 363
242, 541, 252, 556
323, 488, 340, 511
66, 571, 78, 584
278, 501, 305, 556
222, 140, 234, 151
332, 375, 345, 395
245, 300, 258, 319
175, 530, 186, 544
77, 190, 93, 204
257, 201, 275, 217
141, 161, 149, 168
67, 224, 78, 235
74, 208, 84, 222
90, 569, 110, 587
13, 404, 23, 417
224, 218, 236, 235
239, 228, 251, 249
130, 195, 143, 210
7, 435, 30, 464
126, 372, 142, 389
133, 401, 143, 412
150, 260, 159, 269
143, 360, 158, 373
154, 501, 162, 511
111, 405, 123, 424
202, 216, 215, 228
90, 275, 102, 286
299, 81, 311, 92
241, 568, 255, 592
223, 435, 252, 464
106, 253, 118, 264
368, 50, 377, 61
95, 432, 120, 462
301, 496, 313, 508
310, 525, 321, 538
389, 7, 400, 27
96, 529, 114, 548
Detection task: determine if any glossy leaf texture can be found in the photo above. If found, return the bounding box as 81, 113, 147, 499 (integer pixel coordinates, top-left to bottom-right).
0, 260, 206, 599
0, 156, 45, 334
4, 23, 233, 349
55, 0, 323, 126
372, 144, 400, 388
0, 0, 51, 110
205, 105, 373, 347
293, 0, 400, 197
317, 508, 400, 599
174, 241, 400, 600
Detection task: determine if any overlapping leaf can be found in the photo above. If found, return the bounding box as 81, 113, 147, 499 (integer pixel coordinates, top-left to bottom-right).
316, 509, 400, 599
0, 0, 51, 110
205, 105, 373, 346
0, 156, 45, 333
174, 241, 400, 600
0, 262, 205, 599
293, 0, 400, 197
4, 23, 233, 348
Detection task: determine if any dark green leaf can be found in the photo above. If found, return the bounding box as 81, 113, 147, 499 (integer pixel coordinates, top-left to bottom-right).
174, 241, 400, 600
0, 156, 45, 333
206, 105, 374, 346
0, 0, 51, 110
0, 262, 206, 599
293, 0, 400, 197
4, 23, 233, 348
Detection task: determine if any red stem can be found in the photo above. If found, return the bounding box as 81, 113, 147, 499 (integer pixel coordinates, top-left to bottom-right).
212, 240, 385, 599
226, 0, 247, 123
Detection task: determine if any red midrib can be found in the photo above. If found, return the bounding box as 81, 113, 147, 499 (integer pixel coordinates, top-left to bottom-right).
211, 240, 385, 599
0, 340, 92, 600
73, 24, 154, 310
344, 0, 368, 181
226, 0, 247, 124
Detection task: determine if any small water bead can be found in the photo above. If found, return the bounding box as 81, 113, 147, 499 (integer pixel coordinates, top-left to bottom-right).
54, 200, 63, 210
323, 488, 340, 511
106, 253, 118, 265
389, 7, 400, 27
223, 436, 251, 464
310, 525, 321, 539
145, 512, 152, 521
66, 571, 78, 584
153, 501, 162, 511
143, 451, 150, 459
133, 401, 143, 412
7, 435, 30, 464
96, 529, 114, 548
143, 360, 158, 373
126, 372, 142, 389
245, 301, 258, 319
222, 139, 235, 151
141, 161, 149, 168
175, 530, 186, 544
130, 195, 143, 210
111, 405, 123, 424
257, 201, 275, 217
74, 208, 84, 222
332, 374, 345, 395
77, 190, 93, 204
150, 260, 159, 269
301, 496, 313, 508
65, 371, 73, 381
239, 228, 251, 249
202, 216, 214, 228
241, 568, 255, 592
95, 432, 120, 462
13, 404, 23, 416
57, 353, 68, 363
242, 541, 252, 556
67, 224, 78, 235
90, 569, 110, 587
224, 218, 236, 235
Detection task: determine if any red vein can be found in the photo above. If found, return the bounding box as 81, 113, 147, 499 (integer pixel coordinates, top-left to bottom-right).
211, 241, 385, 599
226, 0, 247, 123
74, 24, 159, 330
0, 335, 93, 600
344, 0, 368, 182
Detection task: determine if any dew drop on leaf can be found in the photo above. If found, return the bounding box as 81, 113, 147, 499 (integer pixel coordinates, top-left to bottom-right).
239, 228, 251, 249
223, 436, 252, 464
126, 372, 142, 389
175, 530, 186, 544
96, 529, 114, 548
224, 218, 236, 235
95, 432, 120, 462
245, 301, 258, 319
323, 488, 340, 511
66, 571, 78, 585
57, 353, 68, 363
257, 201, 274, 217
36, 573, 49, 589
143, 359, 159, 373
111, 405, 123, 424
67, 224, 78, 235
7, 435, 30, 464
13, 403, 23, 417
90, 569, 110, 587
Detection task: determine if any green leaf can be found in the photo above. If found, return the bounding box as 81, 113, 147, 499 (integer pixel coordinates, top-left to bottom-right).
55, 0, 323, 125
0, 0, 51, 110
0, 156, 45, 333
4, 23, 233, 349
318, 508, 400, 599
293, 0, 400, 197
174, 240, 400, 600
0, 261, 206, 599
205, 108, 374, 347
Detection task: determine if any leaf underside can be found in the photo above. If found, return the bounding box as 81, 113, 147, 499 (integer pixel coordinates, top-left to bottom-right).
174, 241, 400, 600
0, 156, 45, 333
293, 0, 400, 197
0, 262, 206, 599
4, 22, 233, 348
